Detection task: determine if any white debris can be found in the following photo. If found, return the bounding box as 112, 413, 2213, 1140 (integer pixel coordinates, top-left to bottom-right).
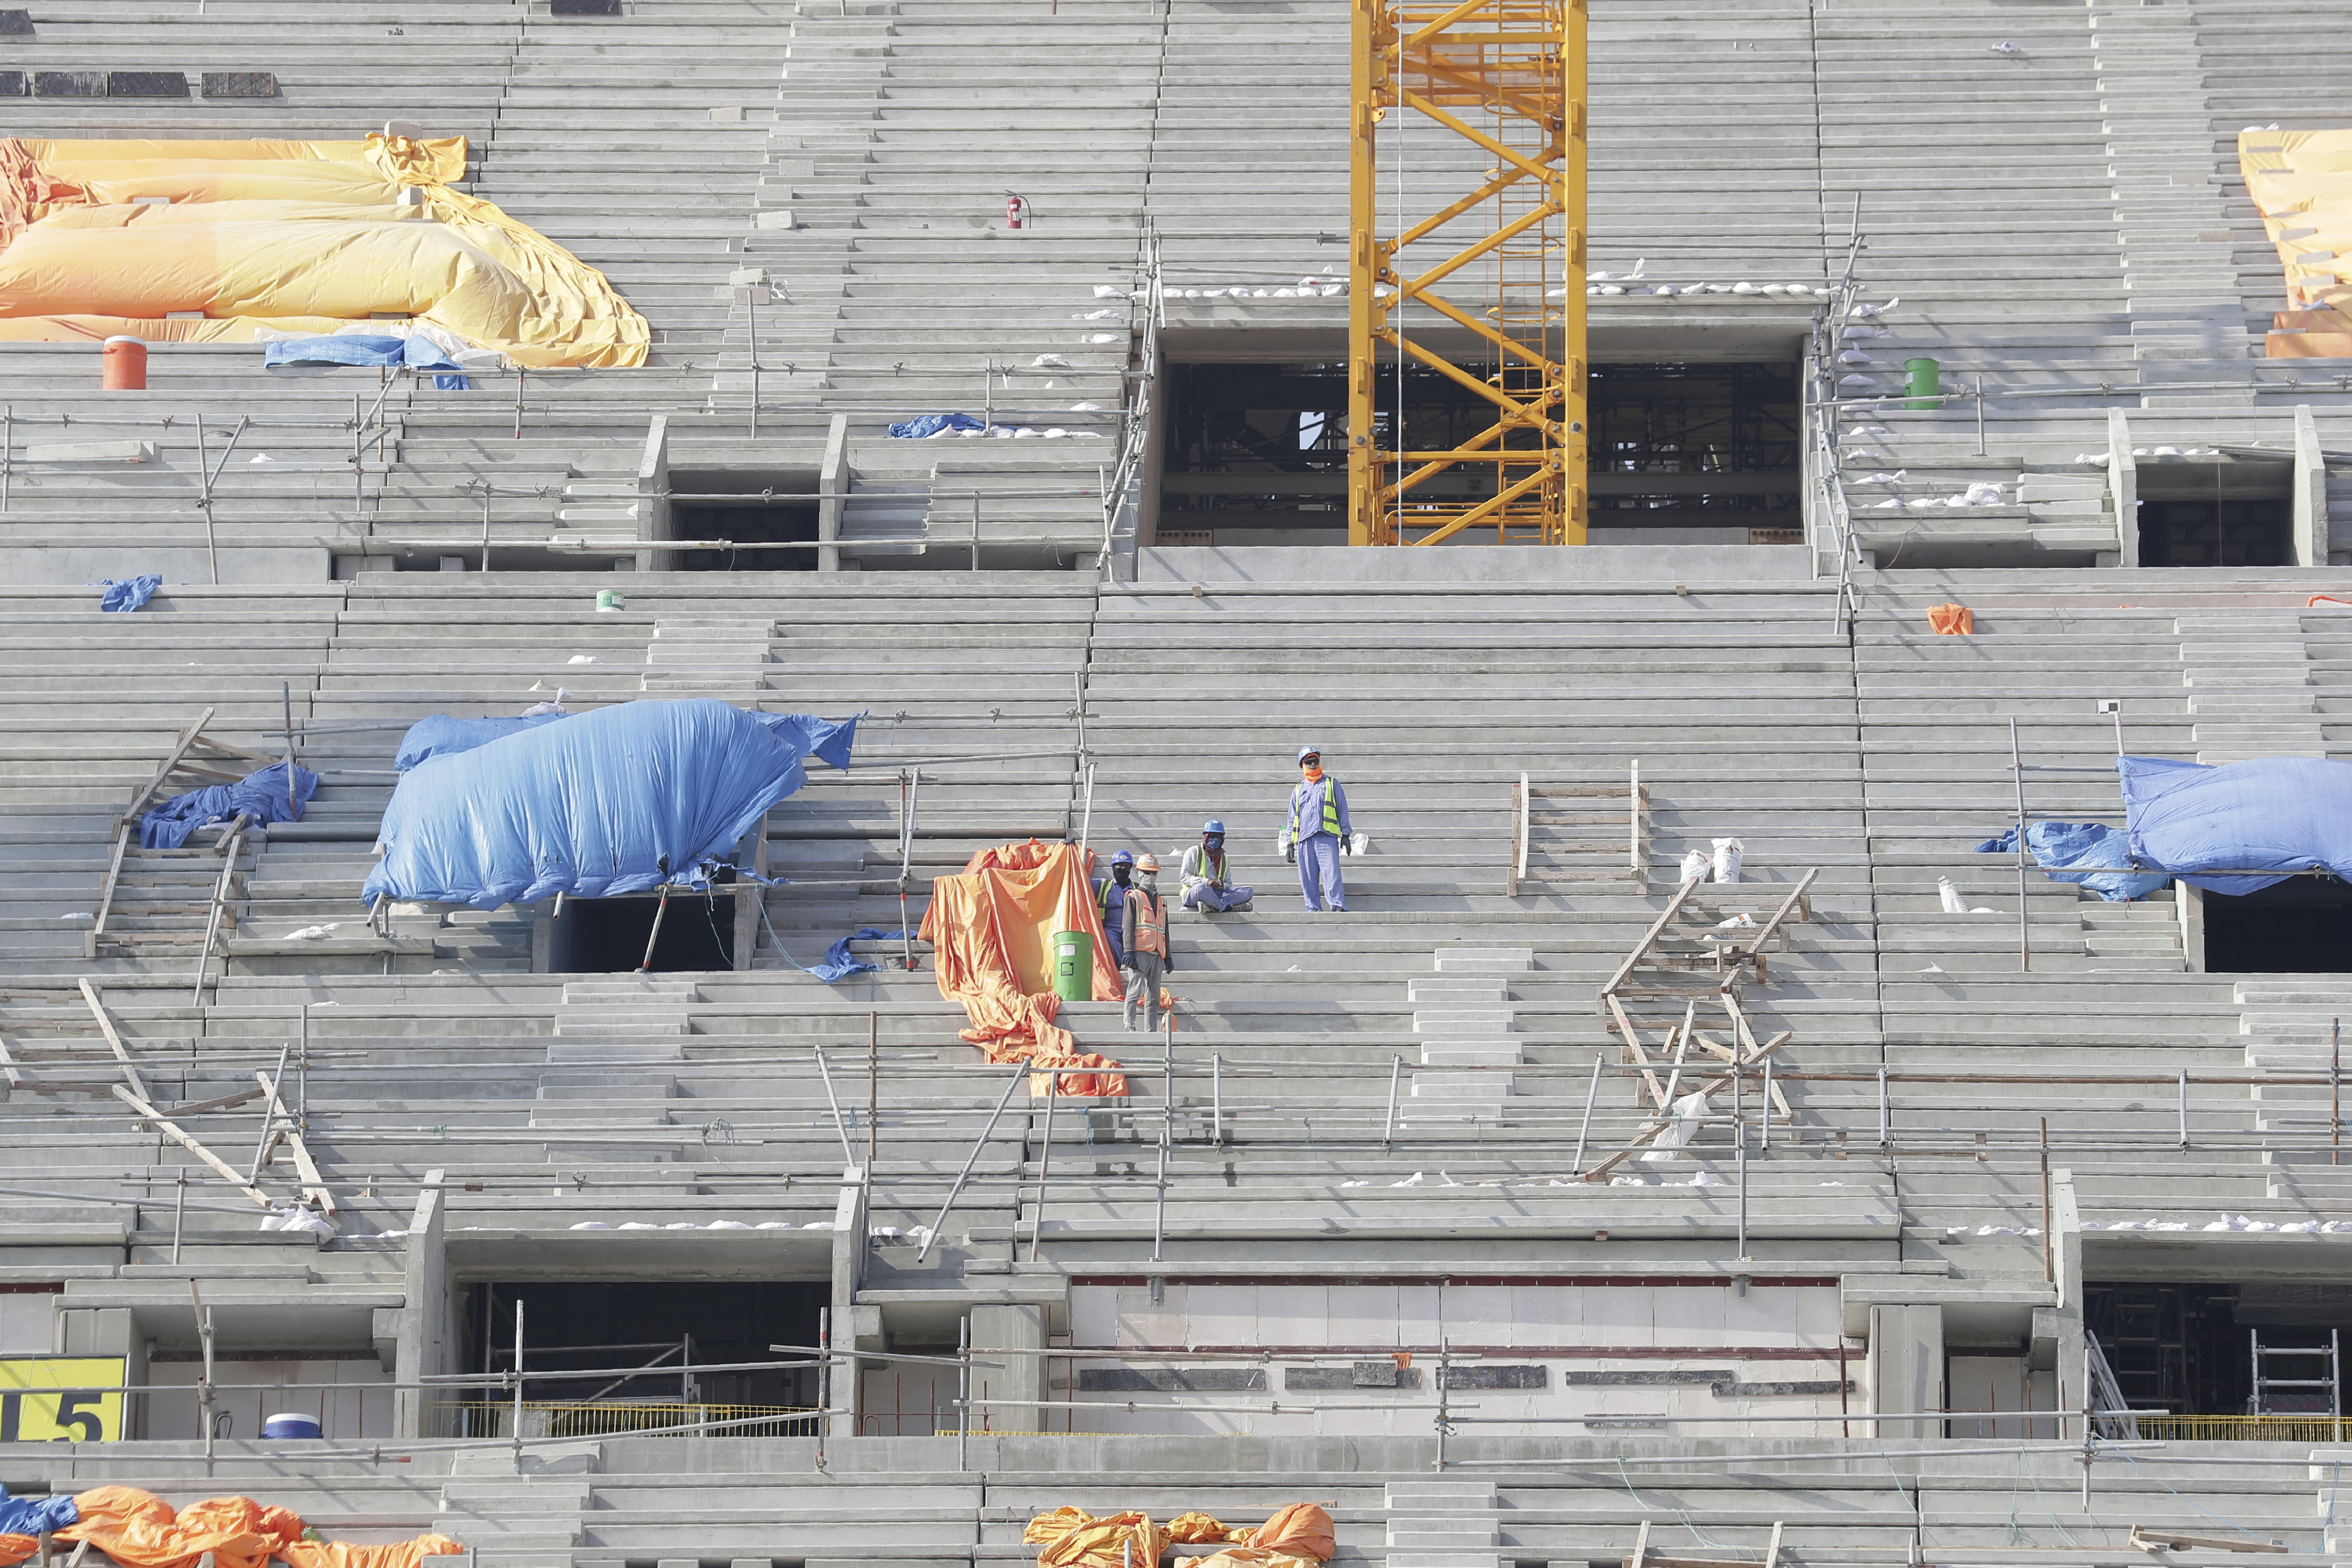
1641, 1092, 1711, 1162
570, 1221, 611, 1230
706, 1220, 751, 1230
1076, 308, 1122, 320
1391, 1172, 1426, 1187
286, 923, 342, 941
1990, 40, 2023, 54
1860, 471, 1907, 485
1609, 1175, 1649, 1187
57, 912, 93, 920
1851, 296, 1900, 318
567, 654, 597, 665
1032, 353, 1070, 368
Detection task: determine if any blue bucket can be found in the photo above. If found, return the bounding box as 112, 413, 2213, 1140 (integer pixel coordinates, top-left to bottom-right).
260, 1412, 322, 1440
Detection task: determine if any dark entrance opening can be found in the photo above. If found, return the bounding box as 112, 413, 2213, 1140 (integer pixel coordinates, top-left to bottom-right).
2202, 876, 2352, 973
669, 469, 818, 572
2139, 496, 2293, 567
2087, 1280, 2352, 1417
1155, 358, 1799, 546
549, 891, 735, 973
464, 1280, 825, 1433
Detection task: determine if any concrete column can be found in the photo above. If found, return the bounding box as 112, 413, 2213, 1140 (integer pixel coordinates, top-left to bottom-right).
969, 1303, 1045, 1430
394, 1169, 450, 1439
2109, 409, 2139, 569
818, 413, 848, 573
827, 1166, 869, 1438
1867, 1303, 1944, 1440
2051, 1166, 2090, 1440
2294, 405, 2329, 568
634, 415, 671, 573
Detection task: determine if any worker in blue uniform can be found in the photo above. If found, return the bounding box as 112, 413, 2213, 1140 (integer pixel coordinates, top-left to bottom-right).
1281, 745, 1353, 912
1180, 819, 1254, 914
1094, 849, 1134, 965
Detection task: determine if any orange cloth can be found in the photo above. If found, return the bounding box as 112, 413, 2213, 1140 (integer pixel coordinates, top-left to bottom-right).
59, 1489, 458, 1568
1166, 1513, 1249, 1544
1033, 1511, 1165, 1568
1247, 1504, 1335, 1562
919, 841, 1128, 1098
1181, 1553, 1319, 1568
1926, 603, 1973, 636
0, 1536, 34, 1568
1024, 1507, 1098, 1546
1301, 767, 1324, 783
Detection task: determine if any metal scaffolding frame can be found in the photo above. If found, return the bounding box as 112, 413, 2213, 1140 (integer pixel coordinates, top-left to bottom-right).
1348, 0, 1586, 545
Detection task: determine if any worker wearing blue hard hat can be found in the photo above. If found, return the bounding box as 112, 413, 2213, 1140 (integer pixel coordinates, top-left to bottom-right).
1180, 818, 1254, 916
1281, 746, 1356, 912
1093, 849, 1135, 966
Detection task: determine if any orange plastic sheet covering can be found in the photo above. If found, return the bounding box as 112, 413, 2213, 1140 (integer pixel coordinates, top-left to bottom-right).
918, 840, 1128, 1097
2241, 130, 2352, 359
1926, 602, 1973, 636
1022, 1505, 1335, 1568
0, 135, 646, 368
47, 1488, 462, 1568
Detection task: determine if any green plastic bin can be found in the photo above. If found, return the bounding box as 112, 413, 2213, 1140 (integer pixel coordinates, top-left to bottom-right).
1905, 357, 1941, 411
1051, 929, 1094, 1002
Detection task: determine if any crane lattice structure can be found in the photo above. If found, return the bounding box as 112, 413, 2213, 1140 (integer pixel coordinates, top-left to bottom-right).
1347, 0, 1587, 546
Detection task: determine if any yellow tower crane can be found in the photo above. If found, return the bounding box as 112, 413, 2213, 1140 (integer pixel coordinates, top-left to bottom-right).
1347, 0, 1586, 546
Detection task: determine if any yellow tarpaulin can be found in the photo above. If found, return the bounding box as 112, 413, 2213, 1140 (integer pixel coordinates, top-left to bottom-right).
0, 134, 646, 368
2241, 130, 2352, 360
1021, 1505, 1335, 1568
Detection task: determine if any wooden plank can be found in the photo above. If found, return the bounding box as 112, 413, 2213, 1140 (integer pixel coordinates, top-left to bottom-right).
120, 708, 216, 824
2130, 1529, 2285, 1555
0, 1035, 20, 1093
78, 980, 148, 1102
1600, 878, 1703, 998
147, 1086, 265, 1121
186, 734, 279, 766
89, 825, 132, 943
283, 1130, 336, 1216
1738, 868, 1822, 974
110, 1084, 273, 1208
1606, 994, 1669, 1110
1583, 1030, 1797, 1182
1529, 787, 1632, 800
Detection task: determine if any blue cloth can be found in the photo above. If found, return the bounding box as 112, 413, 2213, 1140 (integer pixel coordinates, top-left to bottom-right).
2120, 753, 2352, 896
141, 760, 318, 850
264, 332, 470, 390
99, 574, 161, 612
1095, 876, 1127, 966
887, 412, 985, 440
1183, 882, 1254, 912
362, 699, 859, 910
1975, 821, 2170, 903
0, 1496, 77, 1535
1287, 775, 1351, 841
393, 711, 573, 771
1296, 832, 1345, 911
810, 928, 911, 984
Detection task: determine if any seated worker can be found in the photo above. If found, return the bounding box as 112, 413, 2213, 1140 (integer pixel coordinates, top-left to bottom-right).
1094, 849, 1134, 966
1179, 818, 1254, 914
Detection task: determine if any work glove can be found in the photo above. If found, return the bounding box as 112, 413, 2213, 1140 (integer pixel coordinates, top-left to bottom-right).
1283, 844, 1296, 865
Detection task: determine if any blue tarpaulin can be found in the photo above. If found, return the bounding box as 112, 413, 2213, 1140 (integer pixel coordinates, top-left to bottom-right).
362, 699, 859, 910
887, 412, 984, 439
2121, 754, 2352, 896
0, 1495, 77, 1536
809, 927, 910, 983
265, 333, 472, 390
141, 760, 318, 850
99, 574, 161, 612
1974, 820, 2171, 902
393, 711, 573, 771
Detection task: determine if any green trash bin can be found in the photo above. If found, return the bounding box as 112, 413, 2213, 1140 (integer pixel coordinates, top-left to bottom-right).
1905, 356, 1941, 412
1051, 929, 1094, 1002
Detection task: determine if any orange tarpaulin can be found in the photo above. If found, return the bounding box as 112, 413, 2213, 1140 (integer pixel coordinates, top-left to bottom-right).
1029, 1511, 1165, 1568
0, 134, 646, 368
46, 1489, 461, 1568
2240, 131, 2352, 359
1024, 1505, 1334, 1568
1926, 603, 1973, 636
919, 839, 1128, 1097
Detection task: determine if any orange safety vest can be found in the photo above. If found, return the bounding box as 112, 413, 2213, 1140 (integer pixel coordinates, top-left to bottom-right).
1125, 887, 1168, 960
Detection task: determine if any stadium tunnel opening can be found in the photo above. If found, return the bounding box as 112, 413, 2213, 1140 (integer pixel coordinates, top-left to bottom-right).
667, 467, 820, 572
2201, 876, 2352, 974
1154, 349, 1800, 548
461, 1280, 827, 1434
2136, 456, 2294, 568
2085, 1282, 2352, 1420
543, 889, 736, 973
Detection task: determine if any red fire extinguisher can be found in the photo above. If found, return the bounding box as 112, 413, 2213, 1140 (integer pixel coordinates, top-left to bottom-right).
1005, 191, 1029, 230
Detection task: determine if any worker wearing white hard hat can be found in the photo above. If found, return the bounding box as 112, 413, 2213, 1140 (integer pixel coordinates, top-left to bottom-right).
1281, 746, 1354, 912
1180, 818, 1253, 915
1120, 854, 1172, 1032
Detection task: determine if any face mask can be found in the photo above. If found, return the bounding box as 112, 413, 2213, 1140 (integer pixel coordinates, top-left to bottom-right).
1302, 766, 1324, 782
1112, 866, 1131, 886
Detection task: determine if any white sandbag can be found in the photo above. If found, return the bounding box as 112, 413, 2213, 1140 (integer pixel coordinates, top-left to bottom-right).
1641, 1092, 1711, 1162
1939, 876, 1967, 913
1680, 849, 1710, 885
1712, 837, 1743, 883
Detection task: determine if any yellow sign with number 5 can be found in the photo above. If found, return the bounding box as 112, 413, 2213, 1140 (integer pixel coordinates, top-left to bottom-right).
0, 1358, 126, 1442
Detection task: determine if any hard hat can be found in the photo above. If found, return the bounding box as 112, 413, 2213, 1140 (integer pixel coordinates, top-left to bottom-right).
1203, 819, 1225, 835
1109, 850, 1134, 867
1136, 853, 1160, 873
1297, 746, 1321, 763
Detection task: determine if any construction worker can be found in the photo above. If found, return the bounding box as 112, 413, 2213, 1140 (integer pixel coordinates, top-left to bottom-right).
1282, 745, 1352, 912
1121, 853, 1172, 1032
1180, 819, 1254, 915
1094, 849, 1134, 967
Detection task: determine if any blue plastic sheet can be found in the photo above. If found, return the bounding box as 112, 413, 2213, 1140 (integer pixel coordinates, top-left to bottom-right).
264, 333, 471, 390
0, 1495, 77, 1535
99, 574, 161, 612
2121, 753, 2352, 896
393, 711, 572, 771
1974, 821, 2170, 902
142, 760, 318, 850
363, 699, 859, 910
810, 927, 911, 983
887, 412, 984, 439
